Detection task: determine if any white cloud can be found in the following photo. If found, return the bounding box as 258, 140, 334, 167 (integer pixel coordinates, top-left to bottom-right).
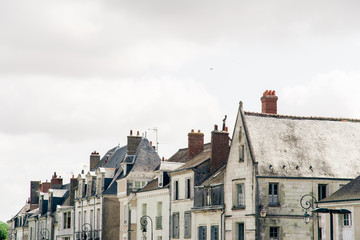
281, 70, 360, 118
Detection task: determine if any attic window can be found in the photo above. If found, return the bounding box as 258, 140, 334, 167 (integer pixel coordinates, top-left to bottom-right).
124, 155, 135, 163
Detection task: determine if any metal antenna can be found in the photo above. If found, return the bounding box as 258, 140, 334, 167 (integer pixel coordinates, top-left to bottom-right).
148, 127, 159, 152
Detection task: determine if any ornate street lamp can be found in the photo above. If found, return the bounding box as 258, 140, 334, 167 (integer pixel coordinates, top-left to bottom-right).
259, 205, 267, 218
81, 223, 93, 240
300, 194, 318, 225
140, 215, 153, 240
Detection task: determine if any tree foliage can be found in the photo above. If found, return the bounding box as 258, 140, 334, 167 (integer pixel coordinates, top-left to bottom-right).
0, 221, 7, 240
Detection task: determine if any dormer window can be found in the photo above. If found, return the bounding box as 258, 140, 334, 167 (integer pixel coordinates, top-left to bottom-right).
134, 181, 146, 189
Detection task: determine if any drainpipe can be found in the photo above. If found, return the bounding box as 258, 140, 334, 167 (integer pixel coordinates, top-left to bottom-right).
256, 177, 260, 240
220, 207, 225, 240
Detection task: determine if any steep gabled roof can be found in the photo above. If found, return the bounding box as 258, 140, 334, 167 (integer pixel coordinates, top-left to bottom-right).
243, 111, 360, 178
320, 175, 360, 203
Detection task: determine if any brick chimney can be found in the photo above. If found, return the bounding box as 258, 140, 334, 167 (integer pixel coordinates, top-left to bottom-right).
69, 175, 78, 206
261, 90, 278, 114
188, 129, 204, 160
127, 130, 142, 155
50, 172, 63, 189
90, 151, 100, 171
210, 120, 230, 173
30, 181, 40, 210
40, 180, 51, 193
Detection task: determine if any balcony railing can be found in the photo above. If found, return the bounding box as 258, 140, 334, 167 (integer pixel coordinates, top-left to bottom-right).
194, 185, 224, 208
75, 230, 101, 240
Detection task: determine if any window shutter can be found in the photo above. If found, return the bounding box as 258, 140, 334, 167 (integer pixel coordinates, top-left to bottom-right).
184, 212, 191, 238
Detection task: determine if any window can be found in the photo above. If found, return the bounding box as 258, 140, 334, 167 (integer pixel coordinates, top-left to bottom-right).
124, 205, 128, 225
84, 211, 87, 224
142, 203, 147, 216
270, 227, 279, 240
172, 212, 179, 238
90, 210, 94, 226
318, 184, 327, 200
134, 181, 146, 189
174, 180, 179, 200
185, 178, 191, 199
184, 211, 191, 238
198, 226, 207, 240
157, 237, 162, 240
236, 184, 245, 207
96, 209, 100, 230
239, 145, 244, 162
269, 183, 279, 206
211, 225, 219, 240
156, 202, 162, 230
238, 223, 244, 240
63, 212, 71, 229
344, 213, 352, 226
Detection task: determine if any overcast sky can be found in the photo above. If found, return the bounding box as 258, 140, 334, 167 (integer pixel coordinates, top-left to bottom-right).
1, 0, 360, 222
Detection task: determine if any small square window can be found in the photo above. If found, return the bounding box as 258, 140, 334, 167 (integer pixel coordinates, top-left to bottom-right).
270, 227, 279, 240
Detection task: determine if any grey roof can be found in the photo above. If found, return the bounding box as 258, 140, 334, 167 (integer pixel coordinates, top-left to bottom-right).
103, 138, 161, 194
320, 175, 360, 203
94, 146, 127, 169
244, 112, 360, 178
174, 149, 211, 172
201, 164, 226, 186
167, 143, 211, 163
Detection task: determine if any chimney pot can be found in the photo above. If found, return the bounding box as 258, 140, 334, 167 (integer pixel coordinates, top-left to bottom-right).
225, 127, 228, 132
137, 131, 140, 136
214, 124, 218, 131
191, 129, 194, 133
198, 130, 201, 133
130, 130, 133, 136
150, 141, 152, 146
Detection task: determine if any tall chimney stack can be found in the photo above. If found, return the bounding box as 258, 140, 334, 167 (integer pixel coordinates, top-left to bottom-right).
210, 120, 230, 173
127, 130, 142, 155
188, 129, 204, 161
90, 151, 100, 171
69, 175, 78, 206
261, 90, 278, 114
30, 181, 40, 210
50, 172, 63, 189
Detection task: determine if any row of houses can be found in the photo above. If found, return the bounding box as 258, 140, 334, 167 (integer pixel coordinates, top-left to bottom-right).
8, 90, 360, 240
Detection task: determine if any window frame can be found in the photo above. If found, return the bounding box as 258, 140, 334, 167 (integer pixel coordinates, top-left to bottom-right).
174, 180, 179, 200
269, 183, 279, 206
172, 212, 180, 238
270, 226, 280, 240
198, 226, 207, 240
343, 213, 352, 227
318, 184, 327, 201
185, 178, 191, 199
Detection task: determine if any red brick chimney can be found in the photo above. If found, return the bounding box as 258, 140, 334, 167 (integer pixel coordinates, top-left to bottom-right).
261, 90, 278, 114
210, 121, 230, 173
40, 180, 51, 193
188, 129, 204, 160
50, 172, 63, 189
90, 151, 100, 171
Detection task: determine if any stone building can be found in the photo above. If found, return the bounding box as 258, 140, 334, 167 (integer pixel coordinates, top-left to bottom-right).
74, 130, 161, 240
224, 90, 360, 240
169, 126, 229, 240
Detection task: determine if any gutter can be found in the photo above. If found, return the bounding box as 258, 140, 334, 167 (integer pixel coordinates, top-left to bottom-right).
256, 177, 260, 240
221, 207, 225, 240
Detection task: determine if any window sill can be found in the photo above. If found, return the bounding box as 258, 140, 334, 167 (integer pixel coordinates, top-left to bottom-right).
268, 203, 280, 207
232, 206, 246, 210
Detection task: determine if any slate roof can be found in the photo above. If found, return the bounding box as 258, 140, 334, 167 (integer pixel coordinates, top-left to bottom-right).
174, 149, 211, 172
167, 143, 211, 163
320, 175, 360, 203
102, 138, 161, 195
244, 111, 360, 178
94, 145, 127, 169
201, 164, 226, 186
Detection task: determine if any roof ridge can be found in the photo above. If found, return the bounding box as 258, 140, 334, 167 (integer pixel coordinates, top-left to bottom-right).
244, 111, 360, 122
